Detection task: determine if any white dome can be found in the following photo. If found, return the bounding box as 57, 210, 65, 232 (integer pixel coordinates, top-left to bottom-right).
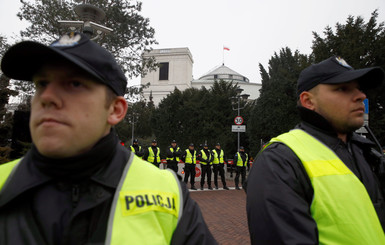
198, 64, 249, 83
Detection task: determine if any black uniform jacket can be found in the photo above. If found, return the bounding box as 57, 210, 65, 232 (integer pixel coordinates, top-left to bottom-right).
0, 132, 216, 245
166, 146, 183, 162
246, 107, 385, 245
197, 149, 212, 164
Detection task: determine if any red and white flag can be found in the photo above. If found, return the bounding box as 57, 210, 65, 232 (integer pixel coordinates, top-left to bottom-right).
223, 46, 230, 51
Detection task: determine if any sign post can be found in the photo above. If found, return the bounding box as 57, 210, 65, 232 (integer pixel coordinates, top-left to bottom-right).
233, 116, 245, 151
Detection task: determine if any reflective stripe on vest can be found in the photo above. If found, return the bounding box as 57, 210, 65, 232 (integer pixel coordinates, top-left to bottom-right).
236, 152, 248, 167
166, 147, 180, 161
200, 150, 210, 165
147, 147, 160, 163
106, 154, 182, 244
0, 155, 182, 245
268, 129, 385, 244
184, 149, 196, 164
212, 149, 224, 164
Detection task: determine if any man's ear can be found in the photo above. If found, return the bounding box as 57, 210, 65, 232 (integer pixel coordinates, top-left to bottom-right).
299, 91, 316, 110
107, 96, 128, 126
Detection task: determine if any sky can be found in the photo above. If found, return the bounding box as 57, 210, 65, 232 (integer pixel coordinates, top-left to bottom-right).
1, 0, 385, 86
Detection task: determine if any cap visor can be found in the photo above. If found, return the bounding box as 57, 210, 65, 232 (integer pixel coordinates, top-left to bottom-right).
323, 67, 384, 89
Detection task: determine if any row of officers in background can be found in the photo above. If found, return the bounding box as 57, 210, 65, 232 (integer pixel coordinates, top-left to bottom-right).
129, 139, 250, 190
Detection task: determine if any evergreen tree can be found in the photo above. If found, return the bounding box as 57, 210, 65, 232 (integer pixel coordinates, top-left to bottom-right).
0, 34, 9, 57
115, 100, 154, 145
248, 48, 311, 154
151, 81, 250, 158
17, 0, 157, 79
10, 0, 157, 106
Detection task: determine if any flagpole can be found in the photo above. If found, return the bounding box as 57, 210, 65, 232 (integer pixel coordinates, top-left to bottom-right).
222, 46, 224, 65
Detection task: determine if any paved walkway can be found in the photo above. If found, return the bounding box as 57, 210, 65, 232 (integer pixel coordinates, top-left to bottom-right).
189, 180, 251, 245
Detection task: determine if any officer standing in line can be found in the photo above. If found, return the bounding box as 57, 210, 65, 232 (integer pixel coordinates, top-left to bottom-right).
234, 146, 249, 190
129, 138, 144, 157
143, 139, 161, 168
182, 143, 197, 190
247, 56, 385, 244
166, 139, 182, 173
212, 143, 229, 190
197, 143, 213, 190
0, 32, 216, 244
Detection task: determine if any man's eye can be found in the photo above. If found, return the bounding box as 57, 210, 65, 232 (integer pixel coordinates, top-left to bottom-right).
70, 81, 83, 87
337, 87, 347, 91
34, 80, 48, 88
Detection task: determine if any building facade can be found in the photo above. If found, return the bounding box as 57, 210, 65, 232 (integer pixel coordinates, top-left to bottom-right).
141, 48, 261, 105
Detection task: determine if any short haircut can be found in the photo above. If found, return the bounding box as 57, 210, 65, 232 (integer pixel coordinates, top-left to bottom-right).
105, 87, 118, 109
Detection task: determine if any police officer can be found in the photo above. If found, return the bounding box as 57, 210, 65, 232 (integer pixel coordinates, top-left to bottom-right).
0, 32, 216, 244
166, 139, 182, 173
197, 143, 213, 190
212, 143, 229, 190
247, 56, 385, 244
143, 139, 161, 168
182, 143, 197, 190
130, 138, 144, 157
234, 146, 249, 190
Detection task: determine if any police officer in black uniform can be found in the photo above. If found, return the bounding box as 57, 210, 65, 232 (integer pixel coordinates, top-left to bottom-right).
143, 139, 161, 167
182, 143, 197, 190
234, 146, 249, 190
166, 139, 182, 173
212, 143, 229, 190
247, 56, 385, 244
198, 143, 213, 190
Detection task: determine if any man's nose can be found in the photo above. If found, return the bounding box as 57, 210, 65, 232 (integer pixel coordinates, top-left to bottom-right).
39, 83, 62, 108
355, 88, 366, 102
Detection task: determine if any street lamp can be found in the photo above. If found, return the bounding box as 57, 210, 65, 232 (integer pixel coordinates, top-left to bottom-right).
58, 1, 113, 40
231, 88, 250, 152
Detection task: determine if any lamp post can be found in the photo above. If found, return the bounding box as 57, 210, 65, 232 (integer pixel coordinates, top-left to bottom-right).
130, 112, 139, 144
231, 88, 250, 152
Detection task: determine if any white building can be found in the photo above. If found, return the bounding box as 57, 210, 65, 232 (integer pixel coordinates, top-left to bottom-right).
141, 48, 261, 105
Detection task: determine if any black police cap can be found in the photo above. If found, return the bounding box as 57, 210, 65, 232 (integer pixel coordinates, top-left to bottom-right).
1, 32, 127, 96
297, 56, 384, 96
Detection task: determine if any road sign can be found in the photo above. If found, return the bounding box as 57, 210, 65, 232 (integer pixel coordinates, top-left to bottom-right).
234, 116, 244, 125
232, 125, 246, 132
363, 99, 369, 114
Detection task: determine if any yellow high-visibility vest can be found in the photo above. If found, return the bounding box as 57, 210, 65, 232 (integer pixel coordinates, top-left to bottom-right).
212, 149, 224, 164
0, 155, 182, 245
236, 152, 248, 167
200, 150, 211, 165
130, 145, 141, 154
184, 149, 196, 164
267, 129, 385, 244
166, 147, 180, 162
147, 147, 160, 163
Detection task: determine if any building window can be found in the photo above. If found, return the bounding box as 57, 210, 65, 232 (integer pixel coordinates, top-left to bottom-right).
159, 62, 169, 80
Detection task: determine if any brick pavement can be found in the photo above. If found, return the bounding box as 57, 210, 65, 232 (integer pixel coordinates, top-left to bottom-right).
189, 180, 251, 245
